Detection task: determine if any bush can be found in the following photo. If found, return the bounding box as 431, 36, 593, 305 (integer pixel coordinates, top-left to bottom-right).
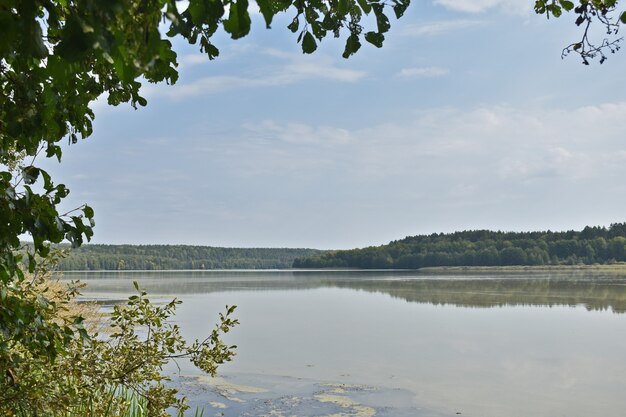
0, 257, 237, 417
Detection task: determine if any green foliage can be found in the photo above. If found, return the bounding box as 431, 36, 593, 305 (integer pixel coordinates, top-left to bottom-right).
534, 0, 624, 64
1, 268, 237, 416
53, 244, 326, 271
32, 386, 206, 417
294, 223, 626, 269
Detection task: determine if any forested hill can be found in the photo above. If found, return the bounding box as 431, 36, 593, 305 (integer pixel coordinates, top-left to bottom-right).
293, 224, 626, 269
56, 245, 325, 271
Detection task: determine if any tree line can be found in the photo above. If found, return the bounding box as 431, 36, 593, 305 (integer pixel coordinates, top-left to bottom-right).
56, 244, 324, 271
293, 223, 626, 269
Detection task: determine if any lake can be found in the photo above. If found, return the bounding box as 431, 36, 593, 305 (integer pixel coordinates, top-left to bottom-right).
67, 269, 626, 417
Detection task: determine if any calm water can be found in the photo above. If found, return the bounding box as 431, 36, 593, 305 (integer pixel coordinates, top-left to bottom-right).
68, 270, 626, 417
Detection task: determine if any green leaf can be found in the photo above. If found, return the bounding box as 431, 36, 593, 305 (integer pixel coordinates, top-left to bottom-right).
338, 0, 350, 15
342, 34, 362, 58
547, 4, 562, 17
83, 205, 94, 218
28, 253, 36, 273
534, 0, 546, 13
311, 22, 325, 39
365, 31, 384, 48
372, 5, 391, 33
621, 11, 626, 24
357, 0, 372, 14
223, 0, 252, 39
287, 17, 299, 33
200, 37, 220, 59
559, 0, 574, 11
392, 0, 410, 18
256, 0, 275, 28
188, 0, 207, 24
22, 166, 41, 185
302, 32, 317, 54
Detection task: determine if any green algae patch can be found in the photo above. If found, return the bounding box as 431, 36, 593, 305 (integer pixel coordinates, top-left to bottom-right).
209, 401, 228, 409
315, 385, 377, 417
189, 375, 268, 403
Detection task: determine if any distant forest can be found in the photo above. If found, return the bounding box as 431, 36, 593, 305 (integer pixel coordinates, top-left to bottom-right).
293, 223, 626, 269
55, 245, 325, 271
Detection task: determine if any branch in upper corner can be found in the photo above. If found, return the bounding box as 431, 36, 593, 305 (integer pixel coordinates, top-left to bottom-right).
535, 0, 624, 64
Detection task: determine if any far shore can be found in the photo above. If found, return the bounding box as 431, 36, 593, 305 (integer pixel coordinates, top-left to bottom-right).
417, 263, 626, 273
56, 263, 626, 274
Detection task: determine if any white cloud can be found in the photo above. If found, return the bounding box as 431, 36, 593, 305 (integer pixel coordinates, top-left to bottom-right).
60, 99, 626, 247
147, 52, 366, 100
398, 66, 450, 78
432, 0, 531, 14
403, 19, 483, 36
178, 53, 210, 68
243, 120, 355, 146
223, 102, 626, 185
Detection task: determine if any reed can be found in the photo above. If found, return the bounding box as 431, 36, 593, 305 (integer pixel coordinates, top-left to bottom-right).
12, 386, 205, 417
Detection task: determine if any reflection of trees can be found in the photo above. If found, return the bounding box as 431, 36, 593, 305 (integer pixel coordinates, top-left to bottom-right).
326, 278, 626, 313
72, 270, 626, 314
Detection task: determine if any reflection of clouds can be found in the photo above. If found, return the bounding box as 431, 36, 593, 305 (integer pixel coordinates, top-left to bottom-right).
74, 271, 626, 417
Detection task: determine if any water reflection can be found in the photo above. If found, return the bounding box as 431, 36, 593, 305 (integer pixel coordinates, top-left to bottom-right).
66, 269, 626, 313
65, 270, 626, 417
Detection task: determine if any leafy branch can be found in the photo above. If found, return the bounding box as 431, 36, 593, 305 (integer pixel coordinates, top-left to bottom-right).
535, 0, 625, 63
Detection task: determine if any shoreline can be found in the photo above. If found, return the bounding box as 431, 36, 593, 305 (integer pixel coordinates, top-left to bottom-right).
417, 264, 626, 273
57, 264, 626, 274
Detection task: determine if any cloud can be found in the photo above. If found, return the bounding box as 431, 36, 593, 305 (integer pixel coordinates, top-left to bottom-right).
56, 99, 626, 247
432, 0, 532, 14
398, 66, 450, 78
178, 53, 210, 69
403, 19, 483, 36
147, 51, 366, 100
220, 102, 626, 187
243, 120, 355, 146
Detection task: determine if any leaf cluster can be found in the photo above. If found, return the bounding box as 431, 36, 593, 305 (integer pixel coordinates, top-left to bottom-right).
534, 0, 624, 63
1, 268, 238, 417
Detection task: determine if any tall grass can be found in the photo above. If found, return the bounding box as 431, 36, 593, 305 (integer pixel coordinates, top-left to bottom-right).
12, 386, 205, 417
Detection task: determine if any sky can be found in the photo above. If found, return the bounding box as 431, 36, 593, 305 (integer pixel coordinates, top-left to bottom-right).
42, 0, 626, 249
